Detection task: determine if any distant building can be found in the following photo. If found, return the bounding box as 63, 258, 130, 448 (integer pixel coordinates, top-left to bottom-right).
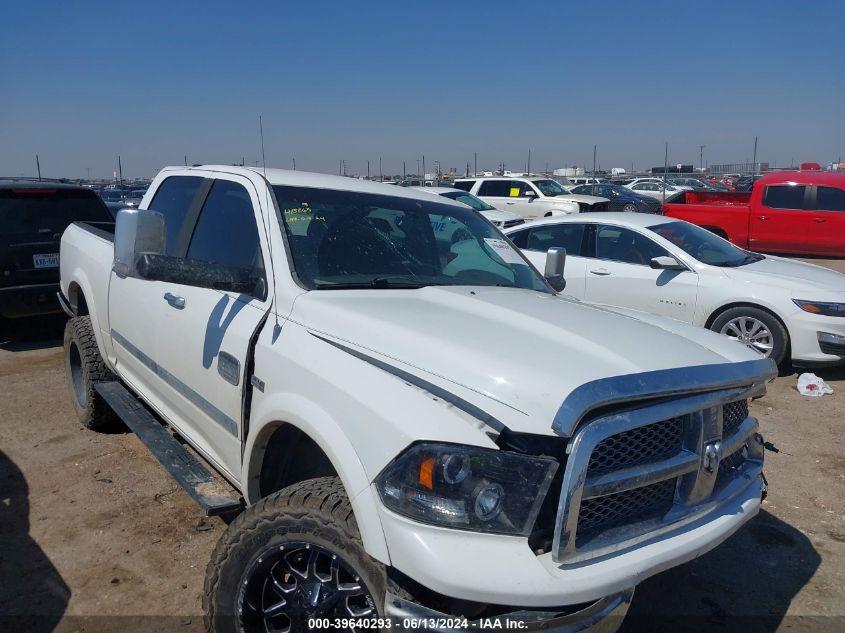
710, 162, 770, 174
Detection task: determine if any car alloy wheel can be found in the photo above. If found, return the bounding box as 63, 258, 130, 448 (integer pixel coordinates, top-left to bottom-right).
719, 316, 773, 356
622, 203, 638, 213
238, 541, 378, 633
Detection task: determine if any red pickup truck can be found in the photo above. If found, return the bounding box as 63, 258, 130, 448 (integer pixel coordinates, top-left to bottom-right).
662, 171, 845, 257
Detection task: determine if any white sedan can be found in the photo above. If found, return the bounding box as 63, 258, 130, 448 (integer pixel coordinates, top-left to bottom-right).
624, 179, 689, 199
504, 213, 845, 365
413, 186, 526, 229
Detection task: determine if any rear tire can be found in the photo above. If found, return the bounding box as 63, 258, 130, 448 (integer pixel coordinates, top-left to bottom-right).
710, 307, 788, 365
64, 316, 118, 430
204, 477, 387, 633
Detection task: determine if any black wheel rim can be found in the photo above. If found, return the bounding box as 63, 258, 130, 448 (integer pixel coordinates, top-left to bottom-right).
238, 541, 378, 633
68, 341, 86, 407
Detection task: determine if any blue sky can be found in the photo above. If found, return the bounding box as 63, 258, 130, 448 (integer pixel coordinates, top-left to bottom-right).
1, 0, 843, 179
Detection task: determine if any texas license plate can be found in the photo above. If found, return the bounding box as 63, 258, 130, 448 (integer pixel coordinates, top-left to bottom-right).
33, 253, 59, 269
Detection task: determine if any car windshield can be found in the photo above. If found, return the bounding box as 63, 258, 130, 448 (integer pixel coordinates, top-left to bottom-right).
648, 221, 763, 267
274, 185, 549, 292
532, 179, 570, 197
439, 190, 496, 211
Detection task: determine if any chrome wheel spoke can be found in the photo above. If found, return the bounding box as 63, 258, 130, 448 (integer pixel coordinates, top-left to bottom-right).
240, 541, 377, 633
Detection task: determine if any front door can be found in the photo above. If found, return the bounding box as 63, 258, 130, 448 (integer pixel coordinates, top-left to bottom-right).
583, 224, 699, 323
154, 175, 271, 479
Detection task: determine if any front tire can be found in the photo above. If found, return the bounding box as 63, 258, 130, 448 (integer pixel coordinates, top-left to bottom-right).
710, 307, 788, 365
64, 315, 119, 430
204, 477, 386, 633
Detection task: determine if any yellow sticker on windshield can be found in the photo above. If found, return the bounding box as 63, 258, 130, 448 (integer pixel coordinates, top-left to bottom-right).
509, 187, 520, 197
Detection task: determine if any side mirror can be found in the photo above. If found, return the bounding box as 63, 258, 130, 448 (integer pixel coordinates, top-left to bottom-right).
136, 255, 266, 298
524, 189, 537, 199
544, 247, 567, 292
113, 208, 166, 278
650, 255, 687, 271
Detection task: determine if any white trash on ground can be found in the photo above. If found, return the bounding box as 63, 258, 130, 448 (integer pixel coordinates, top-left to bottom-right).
796, 373, 833, 397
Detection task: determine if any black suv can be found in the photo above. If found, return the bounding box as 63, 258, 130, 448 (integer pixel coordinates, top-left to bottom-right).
0, 181, 113, 318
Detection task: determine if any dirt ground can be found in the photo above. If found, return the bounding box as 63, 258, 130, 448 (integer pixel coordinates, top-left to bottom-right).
1, 259, 843, 632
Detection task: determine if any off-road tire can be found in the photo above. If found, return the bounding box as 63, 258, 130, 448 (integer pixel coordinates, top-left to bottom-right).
63, 316, 118, 430
710, 306, 789, 366
204, 477, 388, 633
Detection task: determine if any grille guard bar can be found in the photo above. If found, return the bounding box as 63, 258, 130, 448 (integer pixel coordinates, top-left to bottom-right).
551, 358, 776, 564
552, 358, 777, 438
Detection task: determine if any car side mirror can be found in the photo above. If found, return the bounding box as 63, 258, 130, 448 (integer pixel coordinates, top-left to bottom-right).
524, 189, 537, 199
136, 254, 267, 298
650, 255, 687, 271
544, 247, 567, 292
113, 208, 166, 278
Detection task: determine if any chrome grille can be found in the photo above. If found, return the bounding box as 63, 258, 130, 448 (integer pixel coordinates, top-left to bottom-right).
722, 400, 748, 437
577, 479, 675, 538
587, 416, 683, 475
719, 446, 747, 476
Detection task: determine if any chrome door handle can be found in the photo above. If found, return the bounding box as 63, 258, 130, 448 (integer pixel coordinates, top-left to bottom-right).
590, 269, 611, 276
758, 215, 768, 221
164, 292, 186, 309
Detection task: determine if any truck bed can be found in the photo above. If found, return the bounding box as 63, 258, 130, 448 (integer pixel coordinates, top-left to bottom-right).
664, 190, 752, 207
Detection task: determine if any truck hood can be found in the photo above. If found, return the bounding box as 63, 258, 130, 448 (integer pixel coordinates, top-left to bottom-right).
724, 255, 845, 296
290, 287, 760, 436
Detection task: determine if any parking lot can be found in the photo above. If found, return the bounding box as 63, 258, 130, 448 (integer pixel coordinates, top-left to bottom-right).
1, 258, 843, 633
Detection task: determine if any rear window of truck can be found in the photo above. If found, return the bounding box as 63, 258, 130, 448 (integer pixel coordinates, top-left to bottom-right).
0, 188, 113, 236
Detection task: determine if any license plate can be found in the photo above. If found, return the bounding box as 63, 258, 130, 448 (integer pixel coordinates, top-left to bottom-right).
33, 253, 59, 269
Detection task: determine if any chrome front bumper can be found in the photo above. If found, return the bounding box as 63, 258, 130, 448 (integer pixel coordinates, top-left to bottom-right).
385, 588, 634, 632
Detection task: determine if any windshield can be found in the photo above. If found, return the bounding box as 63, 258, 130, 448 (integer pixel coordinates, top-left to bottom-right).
648, 221, 763, 267
532, 179, 570, 197
439, 190, 496, 211
274, 186, 549, 291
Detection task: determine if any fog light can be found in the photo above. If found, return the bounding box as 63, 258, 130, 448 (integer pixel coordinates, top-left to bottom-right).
474, 483, 504, 521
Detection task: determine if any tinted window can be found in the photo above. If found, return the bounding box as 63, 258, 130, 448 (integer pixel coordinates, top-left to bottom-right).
814, 186, 845, 212
477, 180, 513, 197
439, 191, 495, 211
149, 176, 204, 255
595, 225, 668, 265
0, 188, 112, 236
763, 185, 805, 210
187, 180, 262, 271
452, 180, 475, 192
526, 223, 585, 255
507, 228, 530, 248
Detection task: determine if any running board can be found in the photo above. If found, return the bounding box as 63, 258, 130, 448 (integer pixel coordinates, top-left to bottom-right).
94, 381, 244, 516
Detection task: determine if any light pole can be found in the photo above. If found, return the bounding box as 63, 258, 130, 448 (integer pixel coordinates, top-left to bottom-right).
699, 145, 705, 172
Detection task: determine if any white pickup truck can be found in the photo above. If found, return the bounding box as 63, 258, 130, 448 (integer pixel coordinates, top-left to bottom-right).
59, 165, 775, 633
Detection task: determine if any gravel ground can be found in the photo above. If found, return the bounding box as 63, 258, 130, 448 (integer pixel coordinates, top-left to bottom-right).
1, 258, 843, 632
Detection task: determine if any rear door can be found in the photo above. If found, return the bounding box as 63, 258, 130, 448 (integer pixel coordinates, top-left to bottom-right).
153, 175, 271, 478
749, 184, 812, 253
583, 224, 699, 323
805, 185, 845, 256
509, 223, 589, 298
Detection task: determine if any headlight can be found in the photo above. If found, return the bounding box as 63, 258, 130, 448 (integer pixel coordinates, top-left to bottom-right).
376, 442, 558, 535
793, 300, 845, 317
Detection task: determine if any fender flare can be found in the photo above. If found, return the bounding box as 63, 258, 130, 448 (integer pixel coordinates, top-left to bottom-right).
242, 391, 391, 564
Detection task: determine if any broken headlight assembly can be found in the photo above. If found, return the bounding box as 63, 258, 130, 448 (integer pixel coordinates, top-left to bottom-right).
375, 442, 558, 536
